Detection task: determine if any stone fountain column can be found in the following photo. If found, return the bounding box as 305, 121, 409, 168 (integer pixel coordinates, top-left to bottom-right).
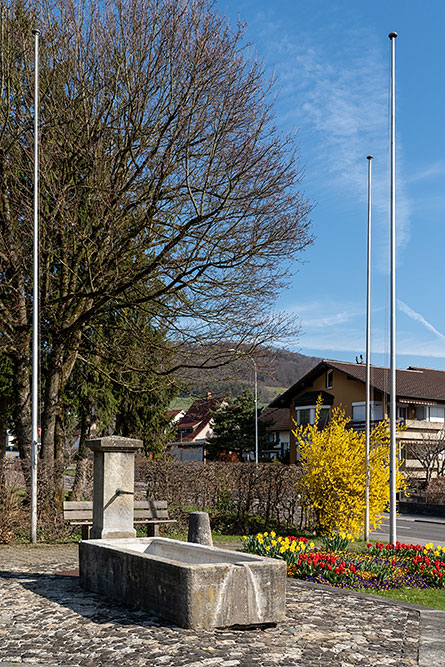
87, 435, 142, 539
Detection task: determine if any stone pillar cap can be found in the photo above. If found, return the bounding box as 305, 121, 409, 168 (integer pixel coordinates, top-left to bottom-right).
87, 435, 143, 452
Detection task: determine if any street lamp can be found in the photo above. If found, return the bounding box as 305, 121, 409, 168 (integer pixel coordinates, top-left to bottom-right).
228, 349, 259, 465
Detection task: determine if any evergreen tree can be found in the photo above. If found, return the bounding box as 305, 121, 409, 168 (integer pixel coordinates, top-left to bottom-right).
207, 391, 269, 460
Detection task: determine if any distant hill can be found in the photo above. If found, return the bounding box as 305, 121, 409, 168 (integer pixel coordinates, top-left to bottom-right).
260, 349, 321, 392
177, 348, 320, 406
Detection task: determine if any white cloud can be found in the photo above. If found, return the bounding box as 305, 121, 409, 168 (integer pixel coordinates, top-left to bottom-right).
303, 312, 354, 328
407, 160, 445, 184
297, 329, 445, 359
297, 328, 365, 353
287, 300, 362, 328
252, 21, 412, 264
397, 300, 445, 343
288, 298, 445, 361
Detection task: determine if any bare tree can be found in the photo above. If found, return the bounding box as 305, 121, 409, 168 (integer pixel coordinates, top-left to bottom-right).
409, 429, 445, 484
0, 0, 312, 488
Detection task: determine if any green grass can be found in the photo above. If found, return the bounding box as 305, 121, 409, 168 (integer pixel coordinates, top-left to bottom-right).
359, 586, 445, 610
169, 397, 194, 411
144, 528, 243, 544
212, 533, 242, 544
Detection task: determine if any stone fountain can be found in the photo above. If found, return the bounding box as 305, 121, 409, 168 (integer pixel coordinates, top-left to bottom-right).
79, 436, 286, 629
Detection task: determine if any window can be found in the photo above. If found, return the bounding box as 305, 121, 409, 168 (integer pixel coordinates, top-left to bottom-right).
397, 406, 407, 421
428, 406, 445, 422
415, 405, 426, 420
297, 408, 311, 426
352, 402, 383, 422
295, 406, 330, 427
318, 407, 330, 427
413, 405, 445, 422
326, 370, 333, 389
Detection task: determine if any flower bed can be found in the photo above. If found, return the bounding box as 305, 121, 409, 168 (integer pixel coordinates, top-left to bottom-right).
241, 533, 445, 591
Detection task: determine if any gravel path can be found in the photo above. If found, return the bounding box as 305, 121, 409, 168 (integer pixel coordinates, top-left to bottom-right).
0, 544, 442, 666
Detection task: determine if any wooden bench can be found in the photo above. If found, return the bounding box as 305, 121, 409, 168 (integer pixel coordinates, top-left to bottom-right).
63, 500, 176, 540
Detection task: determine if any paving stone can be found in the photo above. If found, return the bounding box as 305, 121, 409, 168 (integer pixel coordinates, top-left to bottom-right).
0, 543, 424, 666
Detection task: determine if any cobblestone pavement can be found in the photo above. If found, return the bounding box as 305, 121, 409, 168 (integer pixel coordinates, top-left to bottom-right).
0, 544, 439, 666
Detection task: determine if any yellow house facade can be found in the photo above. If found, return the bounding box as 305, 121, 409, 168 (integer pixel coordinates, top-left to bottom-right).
269, 359, 445, 475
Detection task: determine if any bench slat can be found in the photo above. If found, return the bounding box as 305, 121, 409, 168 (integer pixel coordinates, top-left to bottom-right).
63, 511, 95, 520
66, 520, 92, 526
134, 510, 169, 519
135, 500, 167, 509
64, 500, 166, 510
135, 519, 176, 525
64, 510, 169, 520
64, 501, 93, 510
63, 499, 173, 533
68, 518, 177, 526
63, 500, 165, 509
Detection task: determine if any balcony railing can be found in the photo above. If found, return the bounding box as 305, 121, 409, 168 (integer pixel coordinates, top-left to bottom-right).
350, 418, 404, 431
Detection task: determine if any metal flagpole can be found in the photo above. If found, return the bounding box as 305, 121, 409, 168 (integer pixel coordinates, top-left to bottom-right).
365, 155, 373, 542
252, 357, 258, 466
389, 31, 397, 545
31, 28, 40, 544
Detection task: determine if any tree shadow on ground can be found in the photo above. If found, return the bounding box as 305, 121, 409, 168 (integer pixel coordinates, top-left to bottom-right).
0, 569, 176, 628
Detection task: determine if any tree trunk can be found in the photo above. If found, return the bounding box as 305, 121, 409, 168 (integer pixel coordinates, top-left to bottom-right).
40, 359, 61, 460
54, 412, 65, 510
69, 408, 91, 501
0, 401, 7, 460
0, 406, 6, 491
11, 346, 32, 497
12, 348, 31, 460
41, 331, 82, 460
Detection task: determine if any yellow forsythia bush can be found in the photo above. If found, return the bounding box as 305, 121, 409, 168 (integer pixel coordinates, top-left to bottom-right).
293, 398, 407, 538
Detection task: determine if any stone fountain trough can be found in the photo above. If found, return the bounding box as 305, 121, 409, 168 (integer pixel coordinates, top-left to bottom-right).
79, 537, 286, 629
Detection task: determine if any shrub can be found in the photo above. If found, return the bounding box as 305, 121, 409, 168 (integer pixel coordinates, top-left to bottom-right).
0, 459, 80, 543
293, 399, 407, 538
136, 460, 304, 533
427, 476, 445, 504
0, 460, 28, 543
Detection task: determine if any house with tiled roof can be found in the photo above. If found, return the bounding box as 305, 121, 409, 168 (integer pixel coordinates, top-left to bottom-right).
269, 359, 445, 476
167, 394, 226, 461
260, 407, 291, 460
167, 409, 186, 425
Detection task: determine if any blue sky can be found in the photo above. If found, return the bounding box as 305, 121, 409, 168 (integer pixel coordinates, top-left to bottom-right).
219, 0, 445, 370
